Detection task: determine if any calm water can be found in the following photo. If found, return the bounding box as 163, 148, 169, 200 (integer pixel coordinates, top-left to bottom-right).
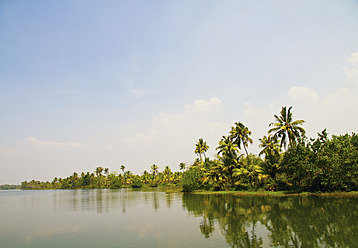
1, 189, 358, 248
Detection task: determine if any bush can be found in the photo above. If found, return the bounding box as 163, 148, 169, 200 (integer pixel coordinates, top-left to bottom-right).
131, 176, 143, 188
181, 167, 203, 192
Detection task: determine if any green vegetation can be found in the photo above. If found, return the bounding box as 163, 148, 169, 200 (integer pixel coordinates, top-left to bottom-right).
21, 164, 183, 190
181, 106, 358, 193
182, 193, 358, 247
21, 106, 358, 194
0, 184, 21, 190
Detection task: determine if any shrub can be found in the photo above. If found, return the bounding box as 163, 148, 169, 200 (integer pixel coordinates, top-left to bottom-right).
181, 167, 203, 192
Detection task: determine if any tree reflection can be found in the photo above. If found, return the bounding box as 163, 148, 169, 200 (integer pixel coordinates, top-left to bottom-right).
182, 194, 358, 248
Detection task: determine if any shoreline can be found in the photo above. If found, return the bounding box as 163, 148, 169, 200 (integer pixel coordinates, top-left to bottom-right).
191, 190, 358, 197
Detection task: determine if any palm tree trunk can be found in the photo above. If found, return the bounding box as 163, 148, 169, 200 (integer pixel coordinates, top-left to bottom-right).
243, 141, 249, 156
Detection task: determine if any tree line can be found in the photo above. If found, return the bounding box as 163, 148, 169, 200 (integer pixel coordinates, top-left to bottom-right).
181, 106, 358, 192
21, 164, 184, 190
21, 106, 358, 193
0, 184, 21, 190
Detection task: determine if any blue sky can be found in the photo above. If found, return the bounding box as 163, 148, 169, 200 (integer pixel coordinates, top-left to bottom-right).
1, 0, 358, 184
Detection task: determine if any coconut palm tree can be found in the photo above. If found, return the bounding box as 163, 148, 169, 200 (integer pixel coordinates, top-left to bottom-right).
195, 138, 210, 162
151, 164, 159, 176
120, 165, 125, 173
258, 135, 282, 181
216, 136, 241, 187
259, 135, 281, 157
163, 166, 172, 183
229, 122, 253, 156
268, 106, 305, 149
233, 154, 264, 188
179, 162, 186, 171
95, 166, 103, 177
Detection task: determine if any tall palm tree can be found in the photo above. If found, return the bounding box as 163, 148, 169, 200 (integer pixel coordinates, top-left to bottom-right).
229, 122, 253, 156
268, 106, 305, 149
120, 165, 125, 173
195, 138, 210, 162
151, 164, 159, 176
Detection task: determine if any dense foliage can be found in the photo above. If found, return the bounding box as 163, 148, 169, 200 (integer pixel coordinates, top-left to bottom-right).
181, 107, 358, 193
281, 132, 358, 192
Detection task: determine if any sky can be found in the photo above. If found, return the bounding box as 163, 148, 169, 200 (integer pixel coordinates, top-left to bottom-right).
1, 0, 358, 184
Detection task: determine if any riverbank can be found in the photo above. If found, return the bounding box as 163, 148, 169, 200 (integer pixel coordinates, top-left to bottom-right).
191, 190, 358, 197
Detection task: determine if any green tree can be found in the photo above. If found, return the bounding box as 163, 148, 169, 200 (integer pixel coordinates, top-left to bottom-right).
233, 154, 264, 189
216, 136, 241, 188
229, 122, 253, 156
259, 135, 282, 185
163, 166, 172, 183
259, 135, 281, 157
268, 106, 305, 149
195, 138, 210, 162
181, 167, 203, 192
151, 164, 159, 176
179, 162, 186, 171
95, 166, 104, 177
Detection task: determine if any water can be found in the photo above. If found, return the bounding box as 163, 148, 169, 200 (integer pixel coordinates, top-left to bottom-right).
1, 189, 357, 248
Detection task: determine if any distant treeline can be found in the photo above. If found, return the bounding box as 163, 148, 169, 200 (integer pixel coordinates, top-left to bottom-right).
21, 165, 184, 190
0, 184, 21, 190
21, 106, 358, 193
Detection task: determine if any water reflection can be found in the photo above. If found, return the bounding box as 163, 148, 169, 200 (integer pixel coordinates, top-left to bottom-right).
2, 190, 358, 248
182, 194, 358, 248
49, 188, 172, 213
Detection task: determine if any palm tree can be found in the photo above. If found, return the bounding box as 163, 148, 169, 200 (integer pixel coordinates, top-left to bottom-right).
216, 136, 238, 158
258, 135, 281, 157
233, 154, 264, 188
258, 135, 282, 181
120, 165, 125, 173
95, 166, 104, 177
151, 164, 159, 176
163, 166, 172, 183
229, 122, 253, 156
179, 162, 186, 171
142, 170, 150, 184
268, 106, 305, 149
216, 136, 241, 187
195, 138, 209, 162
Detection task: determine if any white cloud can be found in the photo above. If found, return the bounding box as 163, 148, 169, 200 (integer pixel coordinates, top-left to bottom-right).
122, 130, 158, 145
127, 77, 147, 98
344, 51, 358, 82
244, 84, 358, 142
347, 51, 358, 64
185, 97, 222, 113
120, 97, 229, 168
24, 137, 88, 151
287, 86, 319, 103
